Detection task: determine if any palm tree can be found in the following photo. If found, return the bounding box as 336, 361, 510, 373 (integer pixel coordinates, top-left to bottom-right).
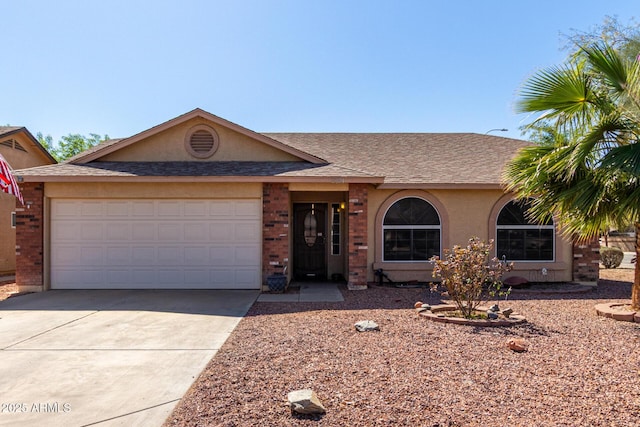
504, 42, 640, 309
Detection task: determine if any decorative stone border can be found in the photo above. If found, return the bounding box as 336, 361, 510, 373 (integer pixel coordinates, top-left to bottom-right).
418, 304, 527, 327
594, 302, 640, 323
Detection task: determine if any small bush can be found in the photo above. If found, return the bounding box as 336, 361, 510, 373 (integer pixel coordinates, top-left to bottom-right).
431, 237, 513, 319
600, 246, 624, 269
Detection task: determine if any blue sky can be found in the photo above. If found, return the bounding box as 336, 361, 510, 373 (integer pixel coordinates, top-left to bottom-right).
2, 1, 638, 144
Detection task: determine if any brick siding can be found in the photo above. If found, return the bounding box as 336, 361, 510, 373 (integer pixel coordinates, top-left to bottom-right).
347, 184, 368, 290
262, 183, 290, 283
15, 182, 44, 291
572, 237, 600, 282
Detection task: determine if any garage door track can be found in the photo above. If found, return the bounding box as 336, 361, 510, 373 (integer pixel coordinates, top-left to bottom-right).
0, 290, 258, 426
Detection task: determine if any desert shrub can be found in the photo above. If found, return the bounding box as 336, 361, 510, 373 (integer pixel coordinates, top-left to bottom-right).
600, 246, 624, 269
430, 237, 513, 319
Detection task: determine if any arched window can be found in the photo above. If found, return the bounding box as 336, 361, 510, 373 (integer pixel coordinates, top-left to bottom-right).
383, 197, 441, 261
496, 200, 554, 261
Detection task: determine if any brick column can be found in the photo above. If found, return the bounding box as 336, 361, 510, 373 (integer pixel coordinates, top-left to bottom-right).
572, 237, 600, 283
15, 182, 44, 292
347, 184, 368, 290
262, 183, 290, 285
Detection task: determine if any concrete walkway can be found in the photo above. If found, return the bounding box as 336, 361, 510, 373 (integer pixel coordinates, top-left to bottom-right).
0, 290, 258, 427
257, 282, 344, 302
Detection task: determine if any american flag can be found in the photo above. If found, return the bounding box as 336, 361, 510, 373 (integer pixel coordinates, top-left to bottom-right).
0, 153, 24, 205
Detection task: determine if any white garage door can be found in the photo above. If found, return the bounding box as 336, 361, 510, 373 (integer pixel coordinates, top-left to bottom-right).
50, 199, 261, 289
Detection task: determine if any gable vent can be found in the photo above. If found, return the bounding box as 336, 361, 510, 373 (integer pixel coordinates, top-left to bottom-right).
184, 125, 219, 159
0, 138, 26, 152
14, 140, 26, 152
190, 130, 215, 153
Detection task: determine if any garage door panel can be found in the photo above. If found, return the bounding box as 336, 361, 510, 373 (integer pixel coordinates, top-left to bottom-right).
52, 246, 80, 264
106, 223, 130, 241
131, 246, 156, 264
106, 269, 130, 283
158, 247, 183, 265
158, 201, 182, 217
235, 200, 261, 217
184, 201, 207, 216
235, 223, 260, 241
80, 202, 104, 216
235, 245, 260, 264
210, 201, 234, 217
132, 223, 155, 241
184, 247, 209, 265
132, 201, 155, 216
80, 247, 104, 265
80, 224, 103, 241
209, 223, 234, 241
51, 199, 261, 289
184, 224, 208, 241
106, 247, 131, 264
106, 201, 130, 216
158, 223, 183, 241
210, 247, 234, 264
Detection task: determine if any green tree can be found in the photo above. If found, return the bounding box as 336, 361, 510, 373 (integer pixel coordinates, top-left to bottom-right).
504, 42, 640, 309
37, 132, 109, 162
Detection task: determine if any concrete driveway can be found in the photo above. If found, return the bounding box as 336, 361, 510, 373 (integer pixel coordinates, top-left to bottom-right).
0, 289, 258, 427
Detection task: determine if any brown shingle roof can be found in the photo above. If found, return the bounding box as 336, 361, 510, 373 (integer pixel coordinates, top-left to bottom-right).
265, 133, 531, 186
16, 161, 380, 182
0, 126, 23, 136
14, 125, 531, 187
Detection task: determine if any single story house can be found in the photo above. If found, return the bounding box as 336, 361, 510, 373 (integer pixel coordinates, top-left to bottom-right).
0, 127, 56, 275
13, 109, 599, 292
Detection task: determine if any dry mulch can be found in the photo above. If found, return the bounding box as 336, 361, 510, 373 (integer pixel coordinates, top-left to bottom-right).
0, 280, 18, 301
166, 268, 640, 427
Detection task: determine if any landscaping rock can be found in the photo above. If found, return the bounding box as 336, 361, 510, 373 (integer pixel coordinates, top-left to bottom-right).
487, 311, 499, 320
355, 320, 379, 332
489, 303, 500, 312
414, 301, 424, 308
507, 338, 529, 352
421, 303, 431, 310
415, 307, 429, 314
502, 308, 514, 318
288, 389, 326, 415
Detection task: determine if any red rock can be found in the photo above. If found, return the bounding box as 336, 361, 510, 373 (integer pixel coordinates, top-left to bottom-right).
414, 301, 423, 308
507, 338, 528, 352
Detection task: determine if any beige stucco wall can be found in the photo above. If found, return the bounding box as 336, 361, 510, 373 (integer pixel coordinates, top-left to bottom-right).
1, 132, 55, 274
366, 188, 573, 283
100, 117, 302, 162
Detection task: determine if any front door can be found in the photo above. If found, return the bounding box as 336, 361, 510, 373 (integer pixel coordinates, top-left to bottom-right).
293, 203, 327, 280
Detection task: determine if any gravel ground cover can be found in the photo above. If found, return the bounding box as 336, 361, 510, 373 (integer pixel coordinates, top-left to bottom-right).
166, 269, 639, 427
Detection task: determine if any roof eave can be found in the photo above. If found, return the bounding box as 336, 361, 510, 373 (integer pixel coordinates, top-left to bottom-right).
1, 127, 57, 164
377, 182, 504, 190
17, 175, 384, 184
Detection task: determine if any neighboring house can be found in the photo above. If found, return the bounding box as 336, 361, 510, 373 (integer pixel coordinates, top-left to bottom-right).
13, 109, 599, 292
0, 127, 56, 275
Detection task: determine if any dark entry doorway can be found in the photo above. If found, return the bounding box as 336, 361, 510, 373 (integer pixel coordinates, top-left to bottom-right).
293, 203, 327, 280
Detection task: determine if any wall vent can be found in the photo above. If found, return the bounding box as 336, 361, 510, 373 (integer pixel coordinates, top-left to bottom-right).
185, 125, 219, 159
